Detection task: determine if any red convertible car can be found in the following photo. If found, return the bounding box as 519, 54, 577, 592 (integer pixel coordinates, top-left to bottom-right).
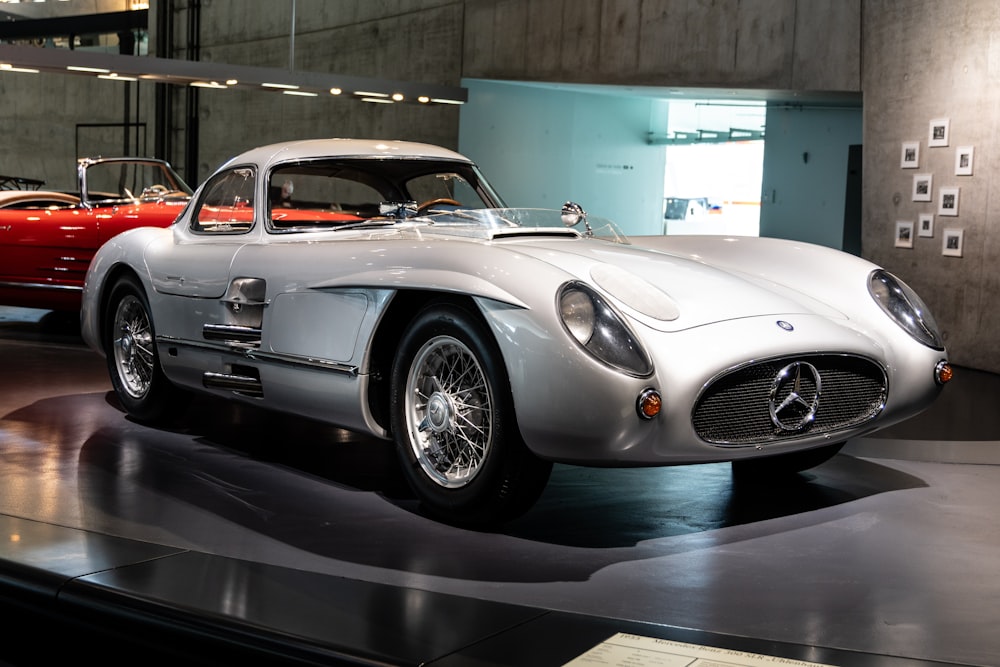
0, 157, 191, 311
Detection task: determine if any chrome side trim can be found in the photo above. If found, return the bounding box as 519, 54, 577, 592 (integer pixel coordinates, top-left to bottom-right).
203, 323, 262, 342
157, 335, 359, 376
0, 281, 82, 292
203, 372, 264, 397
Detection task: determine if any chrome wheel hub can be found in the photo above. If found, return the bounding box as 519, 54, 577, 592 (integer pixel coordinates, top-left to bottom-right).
425, 392, 455, 433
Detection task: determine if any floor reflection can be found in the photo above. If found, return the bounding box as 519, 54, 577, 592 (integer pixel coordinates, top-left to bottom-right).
40, 392, 926, 583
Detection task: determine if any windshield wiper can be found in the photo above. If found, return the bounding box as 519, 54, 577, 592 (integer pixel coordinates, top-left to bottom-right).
331, 218, 402, 232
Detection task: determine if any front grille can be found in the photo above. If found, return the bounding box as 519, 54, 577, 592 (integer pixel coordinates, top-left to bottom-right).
692, 354, 886, 446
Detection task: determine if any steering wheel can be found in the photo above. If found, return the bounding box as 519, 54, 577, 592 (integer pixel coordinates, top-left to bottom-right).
140, 184, 169, 199
417, 197, 461, 214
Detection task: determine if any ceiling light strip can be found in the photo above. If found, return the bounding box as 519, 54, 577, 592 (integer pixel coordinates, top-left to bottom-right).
0, 43, 468, 105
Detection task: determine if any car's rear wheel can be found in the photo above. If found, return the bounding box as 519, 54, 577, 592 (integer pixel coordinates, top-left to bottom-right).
731, 442, 845, 480
390, 302, 551, 526
104, 274, 185, 423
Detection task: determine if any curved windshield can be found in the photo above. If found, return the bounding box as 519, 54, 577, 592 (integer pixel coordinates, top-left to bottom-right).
267, 157, 504, 232
82, 159, 192, 206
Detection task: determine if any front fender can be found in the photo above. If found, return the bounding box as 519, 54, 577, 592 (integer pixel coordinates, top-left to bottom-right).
310, 269, 528, 309
80, 227, 164, 354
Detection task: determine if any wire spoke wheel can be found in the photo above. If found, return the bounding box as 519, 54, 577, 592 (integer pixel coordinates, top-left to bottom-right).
103, 275, 186, 424
391, 302, 552, 525
405, 335, 493, 488
112, 293, 156, 399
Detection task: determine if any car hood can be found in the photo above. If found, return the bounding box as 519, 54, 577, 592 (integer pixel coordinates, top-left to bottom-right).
498, 236, 846, 332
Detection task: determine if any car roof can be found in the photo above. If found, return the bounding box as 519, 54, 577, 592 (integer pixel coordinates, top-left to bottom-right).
220, 139, 474, 171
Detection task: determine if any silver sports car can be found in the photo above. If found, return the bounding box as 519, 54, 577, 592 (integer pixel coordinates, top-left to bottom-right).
80, 139, 952, 525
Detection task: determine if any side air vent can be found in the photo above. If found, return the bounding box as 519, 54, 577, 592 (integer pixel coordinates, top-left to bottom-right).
203, 366, 263, 397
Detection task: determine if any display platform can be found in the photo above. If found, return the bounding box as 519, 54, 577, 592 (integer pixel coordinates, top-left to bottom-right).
0, 306, 997, 666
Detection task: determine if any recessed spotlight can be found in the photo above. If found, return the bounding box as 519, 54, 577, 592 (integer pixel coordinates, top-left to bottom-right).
329, 87, 342, 95
67, 66, 110, 74
99, 73, 137, 81
0, 64, 39, 73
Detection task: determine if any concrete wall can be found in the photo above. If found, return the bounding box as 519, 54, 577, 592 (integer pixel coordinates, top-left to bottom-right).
862, 0, 1000, 372
175, 0, 467, 182
462, 0, 860, 91
0, 0, 862, 188
0, 73, 156, 191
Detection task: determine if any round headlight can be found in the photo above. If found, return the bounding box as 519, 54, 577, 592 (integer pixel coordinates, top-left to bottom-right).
868, 269, 944, 350
558, 282, 652, 377
559, 288, 595, 343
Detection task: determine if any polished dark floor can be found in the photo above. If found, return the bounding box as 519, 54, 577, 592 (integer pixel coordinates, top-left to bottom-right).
1, 306, 998, 666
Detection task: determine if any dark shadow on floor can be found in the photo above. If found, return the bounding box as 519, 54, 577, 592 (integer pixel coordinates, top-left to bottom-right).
0, 307, 82, 344
0, 388, 934, 583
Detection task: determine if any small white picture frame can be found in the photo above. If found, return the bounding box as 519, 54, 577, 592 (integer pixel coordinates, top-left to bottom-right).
939, 186, 960, 216
929, 118, 950, 147
918, 213, 934, 238
895, 220, 914, 248
943, 228, 964, 257
912, 173, 932, 202
955, 145, 974, 176
901, 141, 920, 168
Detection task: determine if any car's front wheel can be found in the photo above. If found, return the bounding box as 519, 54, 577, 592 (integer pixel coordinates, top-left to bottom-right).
390, 302, 551, 526
104, 274, 185, 423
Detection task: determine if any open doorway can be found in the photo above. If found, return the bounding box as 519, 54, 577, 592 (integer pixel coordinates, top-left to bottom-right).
660, 101, 765, 237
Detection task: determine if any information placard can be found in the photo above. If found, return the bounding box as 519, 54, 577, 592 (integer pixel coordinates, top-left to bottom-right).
563, 633, 837, 667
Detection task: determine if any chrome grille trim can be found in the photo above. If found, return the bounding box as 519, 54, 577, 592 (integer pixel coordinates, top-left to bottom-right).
692, 353, 887, 447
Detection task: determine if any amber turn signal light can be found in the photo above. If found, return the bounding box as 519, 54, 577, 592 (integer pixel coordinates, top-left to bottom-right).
637, 388, 662, 419
935, 361, 954, 385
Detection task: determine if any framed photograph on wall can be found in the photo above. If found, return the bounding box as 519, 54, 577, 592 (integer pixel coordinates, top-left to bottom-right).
901, 141, 920, 168
918, 213, 934, 238
939, 186, 960, 216
895, 220, 914, 248
955, 146, 974, 175
929, 118, 950, 147
943, 228, 964, 257
912, 173, 932, 202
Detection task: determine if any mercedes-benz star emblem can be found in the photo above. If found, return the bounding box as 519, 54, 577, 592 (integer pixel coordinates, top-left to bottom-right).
768, 361, 821, 431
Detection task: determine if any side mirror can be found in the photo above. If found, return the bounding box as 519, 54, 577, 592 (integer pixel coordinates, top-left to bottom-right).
561, 201, 592, 236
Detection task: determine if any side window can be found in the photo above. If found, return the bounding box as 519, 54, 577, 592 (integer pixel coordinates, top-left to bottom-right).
191, 167, 256, 233
268, 166, 384, 230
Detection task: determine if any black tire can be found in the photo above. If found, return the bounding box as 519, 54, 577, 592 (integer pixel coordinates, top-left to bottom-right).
731, 442, 844, 480
103, 274, 186, 423
389, 302, 552, 527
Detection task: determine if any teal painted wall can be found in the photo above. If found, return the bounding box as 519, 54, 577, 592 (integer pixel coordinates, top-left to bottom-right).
458, 80, 668, 236
759, 106, 863, 249
459, 80, 863, 248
